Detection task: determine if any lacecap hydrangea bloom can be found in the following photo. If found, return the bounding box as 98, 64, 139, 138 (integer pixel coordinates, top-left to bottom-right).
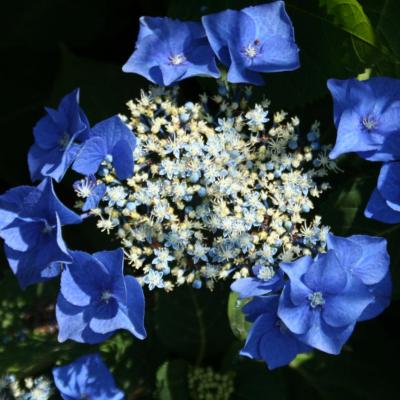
52, 353, 124, 400
122, 16, 220, 86
328, 77, 400, 161
202, 1, 300, 85
28, 89, 89, 182
57, 249, 146, 344
74, 84, 339, 292
0, 178, 81, 288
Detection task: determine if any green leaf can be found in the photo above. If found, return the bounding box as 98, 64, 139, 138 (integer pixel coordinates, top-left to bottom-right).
155, 360, 189, 400
227, 292, 251, 342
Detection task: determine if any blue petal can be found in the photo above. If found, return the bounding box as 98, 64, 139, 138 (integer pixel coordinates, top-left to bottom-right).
231, 277, 273, 299
297, 311, 355, 355
61, 251, 109, 307
277, 285, 312, 335
377, 162, 400, 209
112, 139, 135, 180
322, 275, 373, 327
91, 115, 136, 152
31, 179, 81, 226
124, 275, 147, 340
328, 234, 389, 285
365, 188, 400, 224
280, 255, 313, 281
0, 219, 42, 251
0, 186, 33, 231
56, 294, 111, 344
72, 136, 108, 176
359, 272, 392, 321
303, 251, 347, 294
242, 295, 277, 322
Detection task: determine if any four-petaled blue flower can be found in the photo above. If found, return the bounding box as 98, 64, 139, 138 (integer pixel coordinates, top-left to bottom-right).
56, 248, 146, 344
123, 16, 220, 86
241, 295, 310, 369
52, 353, 124, 400
28, 89, 90, 182
327, 234, 391, 320
0, 178, 81, 288
73, 115, 137, 180
278, 251, 373, 355
328, 77, 400, 161
365, 161, 400, 224
202, 1, 300, 85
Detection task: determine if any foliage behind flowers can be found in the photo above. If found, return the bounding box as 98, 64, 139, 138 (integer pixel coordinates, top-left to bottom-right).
1, 0, 400, 399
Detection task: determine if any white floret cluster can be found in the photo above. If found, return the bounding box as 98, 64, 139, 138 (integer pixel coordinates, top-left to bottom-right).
75, 84, 339, 292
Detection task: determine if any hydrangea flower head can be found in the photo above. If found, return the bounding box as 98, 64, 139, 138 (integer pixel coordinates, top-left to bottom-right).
122, 17, 220, 86
28, 89, 89, 182
202, 1, 300, 85
56, 248, 146, 344
52, 353, 124, 400
73, 115, 137, 180
240, 295, 310, 369
0, 178, 81, 288
365, 161, 400, 224
278, 251, 373, 354
327, 234, 391, 320
328, 77, 400, 161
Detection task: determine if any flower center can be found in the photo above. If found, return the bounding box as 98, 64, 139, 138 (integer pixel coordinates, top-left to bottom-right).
308, 291, 325, 308
59, 132, 70, 150
42, 221, 54, 234
169, 53, 186, 66
243, 40, 261, 59
362, 116, 378, 131
101, 290, 112, 303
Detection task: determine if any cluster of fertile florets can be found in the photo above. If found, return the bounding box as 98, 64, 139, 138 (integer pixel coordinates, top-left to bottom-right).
74, 84, 339, 292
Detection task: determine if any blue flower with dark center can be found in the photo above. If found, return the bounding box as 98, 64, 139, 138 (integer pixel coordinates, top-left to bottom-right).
327, 234, 391, 320
56, 249, 146, 344
122, 16, 220, 86
240, 295, 310, 369
52, 353, 124, 400
73, 175, 106, 212
28, 89, 90, 183
278, 251, 373, 354
73, 115, 137, 180
230, 264, 284, 299
202, 1, 300, 85
0, 178, 81, 288
365, 161, 400, 223
328, 77, 400, 161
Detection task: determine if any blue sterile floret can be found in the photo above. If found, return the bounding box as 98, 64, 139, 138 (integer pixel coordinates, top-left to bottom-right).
56, 248, 146, 344
202, 1, 300, 85
328, 77, 400, 161
240, 295, 310, 369
28, 89, 90, 182
277, 238, 384, 355
122, 16, 220, 86
365, 161, 400, 224
52, 353, 124, 400
73, 115, 137, 180
73, 175, 107, 212
0, 178, 81, 288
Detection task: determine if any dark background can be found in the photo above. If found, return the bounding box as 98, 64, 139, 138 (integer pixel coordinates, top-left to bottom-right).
0, 1, 400, 399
